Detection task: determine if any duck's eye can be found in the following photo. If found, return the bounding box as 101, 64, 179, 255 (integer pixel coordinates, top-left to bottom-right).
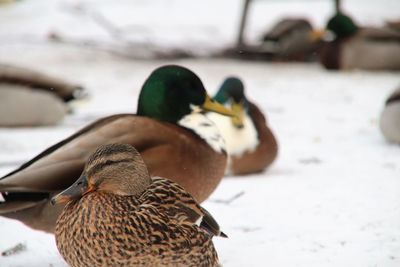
77, 181, 83, 186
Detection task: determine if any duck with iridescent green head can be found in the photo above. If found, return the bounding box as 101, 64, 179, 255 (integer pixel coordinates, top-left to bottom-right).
319, 12, 400, 70
206, 77, 278, 175
0, 65, 235, 233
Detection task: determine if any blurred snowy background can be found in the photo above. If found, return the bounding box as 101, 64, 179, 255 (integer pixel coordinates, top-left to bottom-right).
0, 0, 399, 266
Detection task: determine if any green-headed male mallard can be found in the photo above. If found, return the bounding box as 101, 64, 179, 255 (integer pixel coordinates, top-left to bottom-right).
0, 64, 85, 126
206, 77, 278, 175
0, 65, 235, 233
52, 143, 226, 267
319, 12, 400, 70
380, 86, 400, 143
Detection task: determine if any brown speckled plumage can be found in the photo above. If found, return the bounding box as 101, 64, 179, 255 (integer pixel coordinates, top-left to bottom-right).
54, 144, 224, 267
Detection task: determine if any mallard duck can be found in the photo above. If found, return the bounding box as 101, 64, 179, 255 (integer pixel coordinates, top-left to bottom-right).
0, 64, 85, 126
206, 77, 278, 175
386, 19, 400, 31
261, 18, 322, 61
52, 143, 226, 267
0, 65, 235, 232
319, 12, 400, 70
380, 87, 400, 143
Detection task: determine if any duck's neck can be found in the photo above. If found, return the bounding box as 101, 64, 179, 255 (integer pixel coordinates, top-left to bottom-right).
205, 111, 259, 157
178, 112, 226, 153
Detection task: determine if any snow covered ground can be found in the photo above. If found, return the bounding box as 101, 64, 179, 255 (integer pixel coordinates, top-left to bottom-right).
0, 0, 400, 267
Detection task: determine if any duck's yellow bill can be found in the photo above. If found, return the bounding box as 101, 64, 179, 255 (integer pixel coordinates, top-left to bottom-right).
51, 174, 93, 205
202, 95, 236, 117
231, 102, 245, 128
309, 29, 327, 41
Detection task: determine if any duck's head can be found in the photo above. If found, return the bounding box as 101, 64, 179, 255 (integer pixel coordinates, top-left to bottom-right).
137, 65, 235, 123
310, 12, 358, 42
327, 12, 358, 39
51, 144, 150, 205
214, 77, 248, 128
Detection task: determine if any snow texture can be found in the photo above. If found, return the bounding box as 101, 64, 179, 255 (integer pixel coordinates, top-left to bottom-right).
0, 0, 399, 267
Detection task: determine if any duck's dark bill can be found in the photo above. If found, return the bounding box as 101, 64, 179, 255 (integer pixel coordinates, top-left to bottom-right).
50, 194, 73, 205
51, 174, 90, 205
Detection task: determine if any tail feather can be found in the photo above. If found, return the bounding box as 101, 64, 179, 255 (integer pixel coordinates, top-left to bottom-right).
0, 191, 49, 213
220, 231, 228, 238
1, 192, 49, 202
0, 200, 40, 214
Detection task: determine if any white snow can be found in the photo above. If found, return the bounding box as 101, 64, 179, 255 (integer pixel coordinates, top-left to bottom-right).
0, 0, 400, 267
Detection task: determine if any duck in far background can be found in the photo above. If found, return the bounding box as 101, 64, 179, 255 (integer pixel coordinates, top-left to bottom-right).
206, 77, 278, 175
380, 86, 400, 144
318, 12, 400, 70
0, 64, 85, 127
386, 19, 400, 32
261, 18, 323, 61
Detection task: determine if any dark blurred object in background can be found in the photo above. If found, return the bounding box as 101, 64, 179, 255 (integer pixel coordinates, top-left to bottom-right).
224, 18, 322, 61
0, 64, 86, 127
380, 86, 400, 143
386, 19, 400, 31
319, 12, 400, 70
261, 18, 322, 61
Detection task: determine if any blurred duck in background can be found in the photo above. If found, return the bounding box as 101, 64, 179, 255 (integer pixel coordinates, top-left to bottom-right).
261, 18, 322, 61
380, 86, 400, 143
0, 64, 85, 127
319, 12, 400, 70
206, 77, 278, 175
386, 19, 400, 31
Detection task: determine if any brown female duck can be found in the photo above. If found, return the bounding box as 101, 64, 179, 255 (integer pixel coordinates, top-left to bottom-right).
0, 65, 235, 232
206, 77, 278, 175
52, 144, 226, 267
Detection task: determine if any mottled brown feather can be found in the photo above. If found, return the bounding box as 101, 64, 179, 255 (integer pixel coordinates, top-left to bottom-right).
56, 177, 222, 267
